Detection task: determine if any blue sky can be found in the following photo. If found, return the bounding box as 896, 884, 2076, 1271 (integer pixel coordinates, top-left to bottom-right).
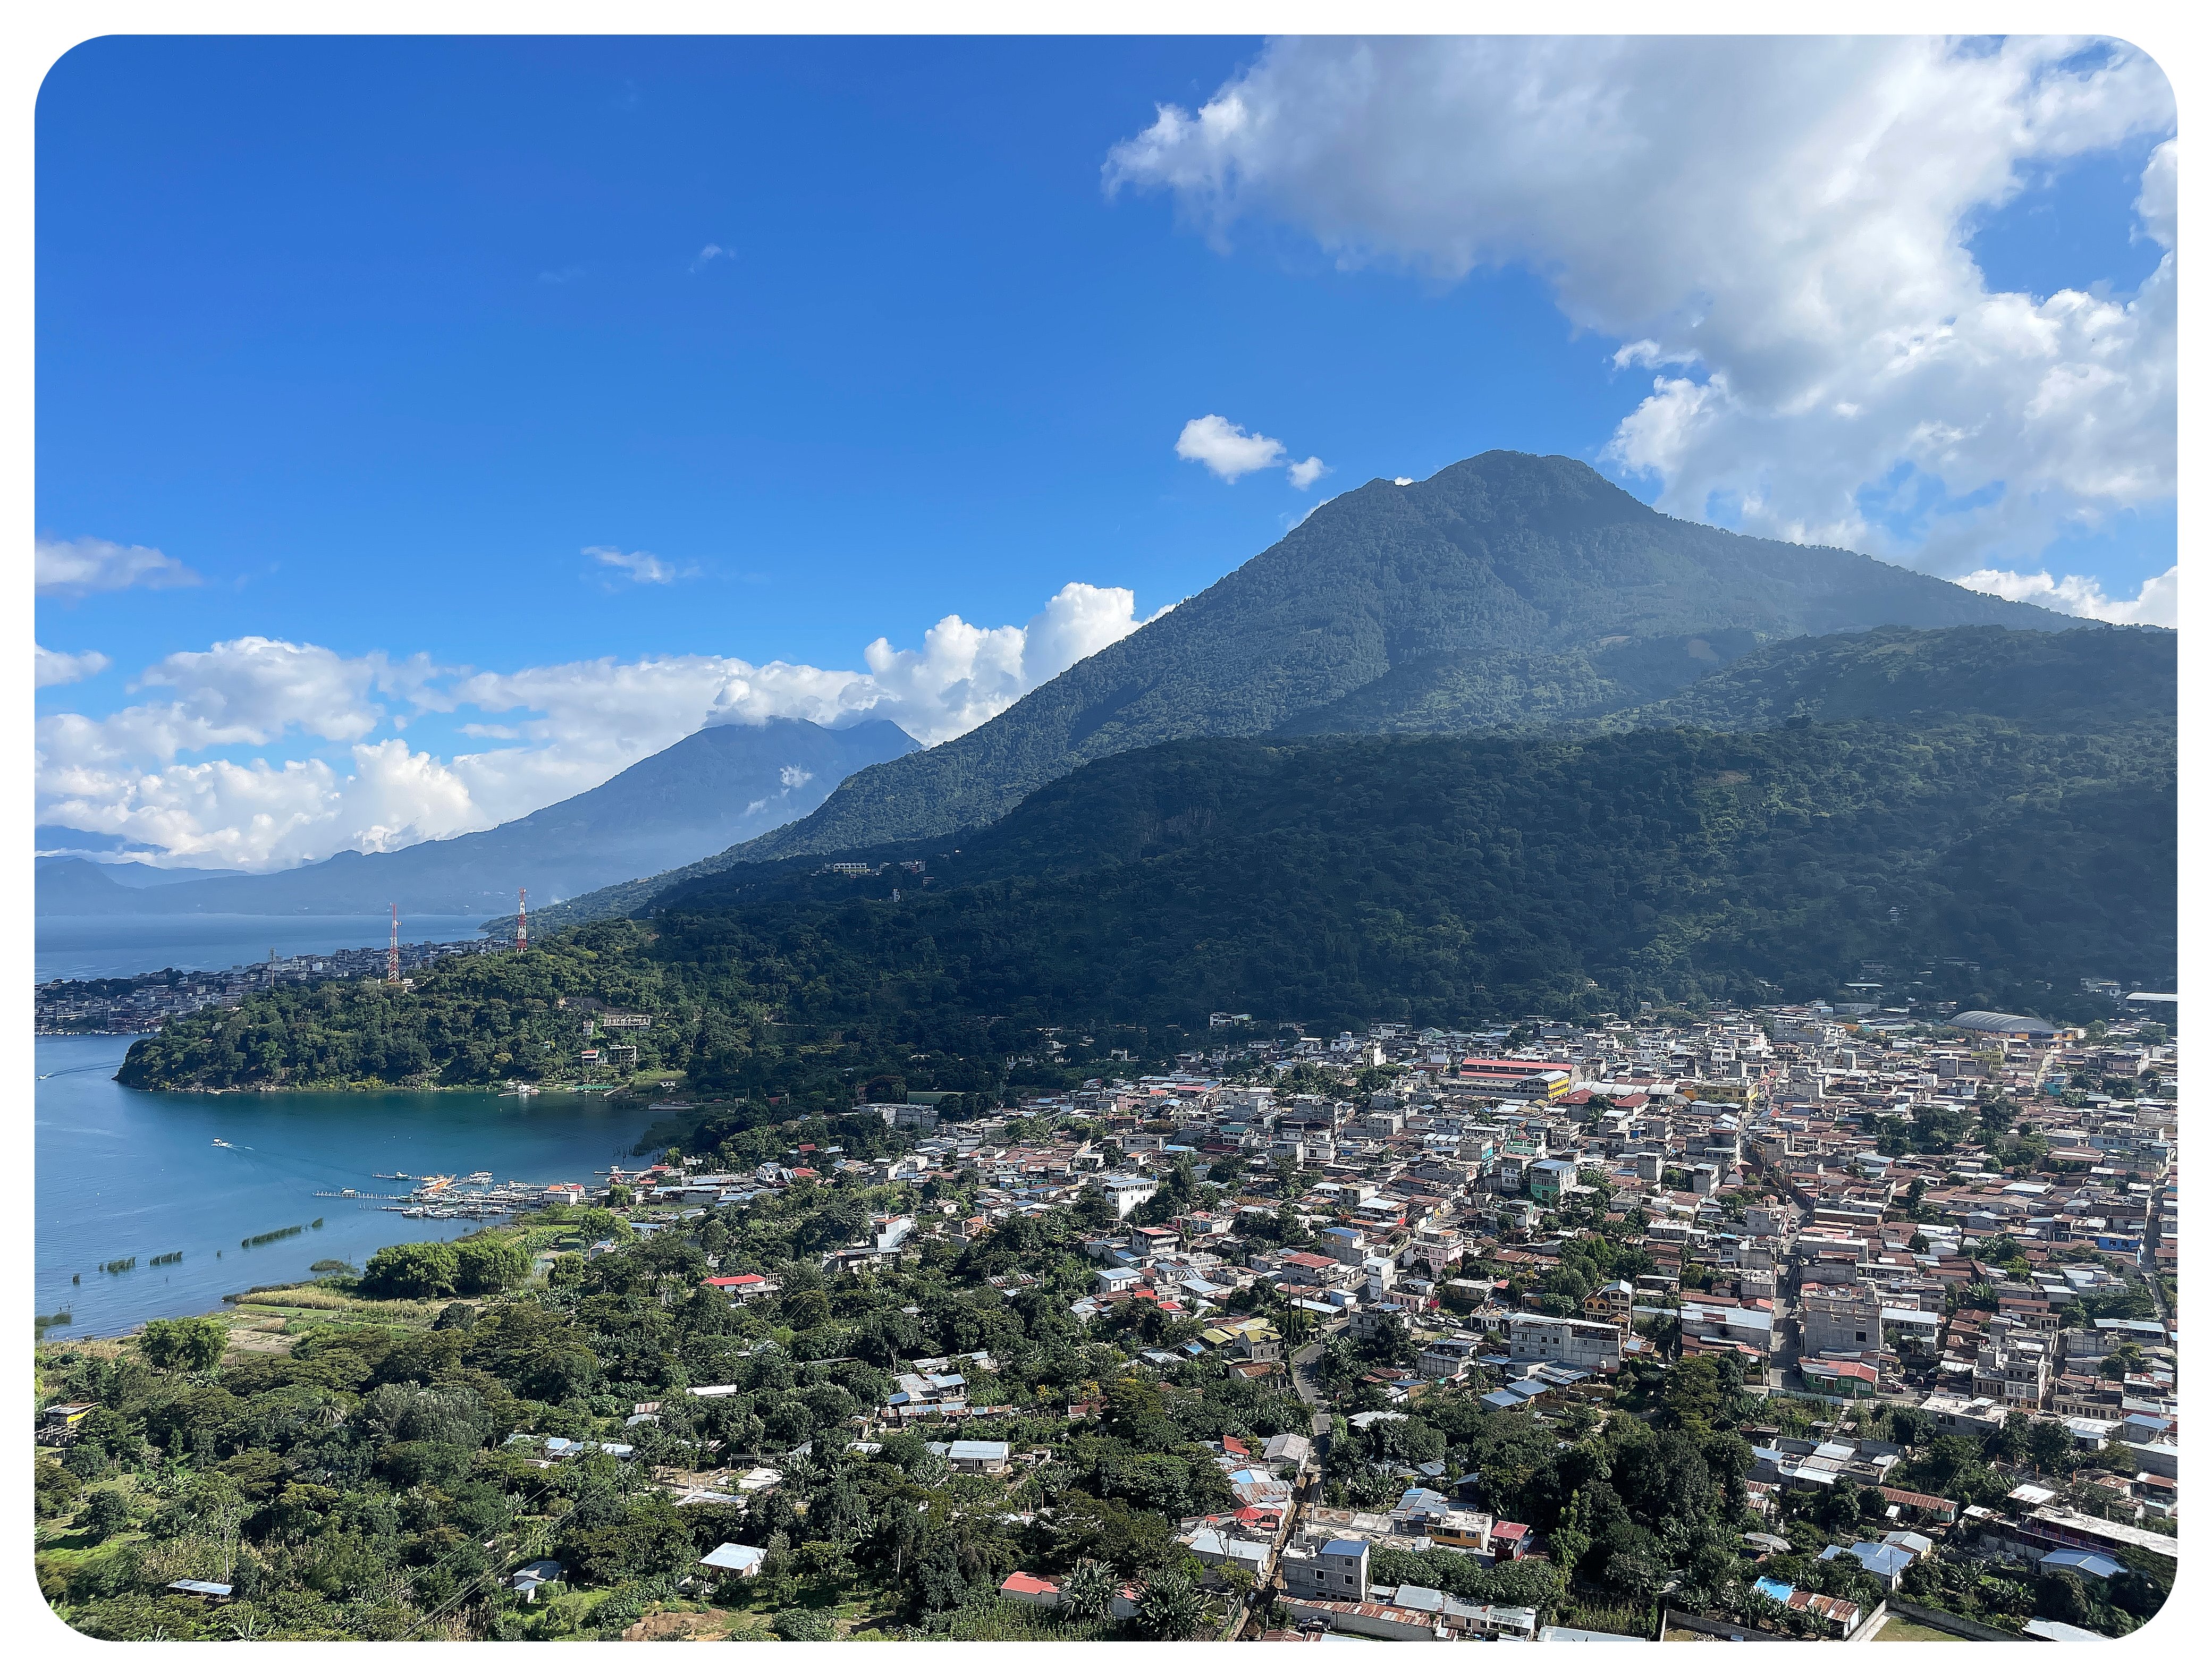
35, 36, 2176, 869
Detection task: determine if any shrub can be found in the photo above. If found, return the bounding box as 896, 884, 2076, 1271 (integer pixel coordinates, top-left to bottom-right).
771, 1607, 838, 1640
362, 1241, 461, 1299
138, 1315, 228, 1373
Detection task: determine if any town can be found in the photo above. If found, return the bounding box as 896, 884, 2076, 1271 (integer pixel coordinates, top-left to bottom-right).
35, 936, 500, 1036
666, 996, 2181, 1639
39, 985, 2174, 1642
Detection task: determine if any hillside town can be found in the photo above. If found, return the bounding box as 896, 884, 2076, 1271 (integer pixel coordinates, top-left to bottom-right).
35, 937, 500, 1036
547, 992, 2177, 1643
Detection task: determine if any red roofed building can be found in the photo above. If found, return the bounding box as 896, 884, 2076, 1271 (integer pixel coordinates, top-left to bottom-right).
999, 1572, 1060, 1609
702, 1274, 780, 1300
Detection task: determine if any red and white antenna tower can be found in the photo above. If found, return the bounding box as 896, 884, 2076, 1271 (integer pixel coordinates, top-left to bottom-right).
387, 902, 400, 983
516, 887, 528, 954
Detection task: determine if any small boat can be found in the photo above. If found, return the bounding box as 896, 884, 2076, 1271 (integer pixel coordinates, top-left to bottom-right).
211, 1138, 234, 1148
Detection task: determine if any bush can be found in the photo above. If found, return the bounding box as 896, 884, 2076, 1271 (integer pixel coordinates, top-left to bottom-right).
138, 1315, 228, 1373
455, 1239, 529, 1295
771, 1607, 838, 1640
362, 1241, 461, 1299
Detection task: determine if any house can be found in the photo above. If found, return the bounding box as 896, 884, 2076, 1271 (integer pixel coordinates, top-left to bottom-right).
1263, 1434, 1313, 1472
1751, 1576, 1862, 1636
1093, 1266, 1143, 1297
1506, 1313, 1624, 1372
1818, 1540, 1916, 1589
1881, 1488, 1958, 1525
702, 1273, 780, 1302
698, 1543, 767, 1578
1280, 1537, 1371, 1602
1099, 1174, 1161, 1217
2021, 1619, 2110, 1642
509, 1560, 566, 1601
2039, 1549, 2128, 1583
1184, 1527, 1272, 1574
1800, 1357, 1881, 1399
999, 1571, 1062, 1608
1417, 1336, 1482, 1380
931, 1439, 1012, 1476
1526, 1158, 1576, 1205
1128, 1225, 1180, 1258
1800, 1283, 1882, 1357
1297, 1598, 1451, 1641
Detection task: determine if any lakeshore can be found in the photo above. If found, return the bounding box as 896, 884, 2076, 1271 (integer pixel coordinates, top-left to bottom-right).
33, 1033, 646, 1340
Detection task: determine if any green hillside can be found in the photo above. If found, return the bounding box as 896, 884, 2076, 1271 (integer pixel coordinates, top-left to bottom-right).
521, 452, 2066, 933
120, 708, 2171, 1100
1618, 623, 2174, 733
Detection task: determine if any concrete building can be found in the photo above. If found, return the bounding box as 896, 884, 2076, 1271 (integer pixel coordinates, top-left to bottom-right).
1281, 1537, 1371, 1603
1801, 1283, 1883, 1358
1506, 1313, 1624, 1372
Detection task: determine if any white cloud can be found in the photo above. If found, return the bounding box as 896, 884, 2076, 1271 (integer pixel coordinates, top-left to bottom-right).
691, 243, 731, 272
585, 544, 689, 585
1110, 37, 2176, 585
35, 645, 110, 688
779, 765, 814, 790
705, 580, 1172, 744
1175, 414, 1330, 489
36, 535, 200, 597
1954, 563, 2176, 627
37, 580, 1170, 869
1177, 413, 1286, 480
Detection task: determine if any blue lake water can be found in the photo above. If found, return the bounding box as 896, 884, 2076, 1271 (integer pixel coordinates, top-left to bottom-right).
35, 1034, 648, 1340
37, 912, 494, 983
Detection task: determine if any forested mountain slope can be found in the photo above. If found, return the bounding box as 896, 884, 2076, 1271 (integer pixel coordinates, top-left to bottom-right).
1617, 623, 2174, 733
524, 453, 2066, 934
121, 709, 2171, 1097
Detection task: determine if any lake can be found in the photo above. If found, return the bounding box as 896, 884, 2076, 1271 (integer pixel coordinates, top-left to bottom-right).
37, 912, 495, 982
35, 1034, 650, 1340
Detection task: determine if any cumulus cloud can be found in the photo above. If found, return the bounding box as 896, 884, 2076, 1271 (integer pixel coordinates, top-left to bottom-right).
690, 243, 731, 272
705, 580, 1171, 743
36, 535, 201, 597
35, 645, 110, 688
585, 545, 689, 585
37, 580, 1169, 869
1110, 37, 2176, 589
1175, 414, 1330, 489
1954, 563, 2176, 627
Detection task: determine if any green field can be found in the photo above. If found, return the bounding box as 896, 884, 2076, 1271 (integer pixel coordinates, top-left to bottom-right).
1875, 1619, 1964, 1641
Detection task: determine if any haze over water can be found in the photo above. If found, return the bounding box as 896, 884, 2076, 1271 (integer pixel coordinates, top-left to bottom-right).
35, 1034, 647, 1340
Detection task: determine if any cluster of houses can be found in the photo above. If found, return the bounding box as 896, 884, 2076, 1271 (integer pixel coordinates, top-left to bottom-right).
563, 992, 2178, 1640
33, 935, 496, 1034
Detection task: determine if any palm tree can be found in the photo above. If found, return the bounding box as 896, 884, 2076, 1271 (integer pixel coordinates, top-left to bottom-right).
1059, 1558, 1118, 1622
1135, 1569, 1204, 1640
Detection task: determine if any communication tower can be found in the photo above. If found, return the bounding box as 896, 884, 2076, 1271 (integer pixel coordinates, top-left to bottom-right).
517, 887, 528, 954
387, 903, 400, 983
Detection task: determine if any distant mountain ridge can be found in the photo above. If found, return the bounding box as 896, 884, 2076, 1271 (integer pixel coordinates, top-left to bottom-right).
528, 450, 2072, 930
35, 717, 918, 917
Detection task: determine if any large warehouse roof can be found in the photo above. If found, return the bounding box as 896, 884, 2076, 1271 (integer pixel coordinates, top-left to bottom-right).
1948, 1011, 2057, 1036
